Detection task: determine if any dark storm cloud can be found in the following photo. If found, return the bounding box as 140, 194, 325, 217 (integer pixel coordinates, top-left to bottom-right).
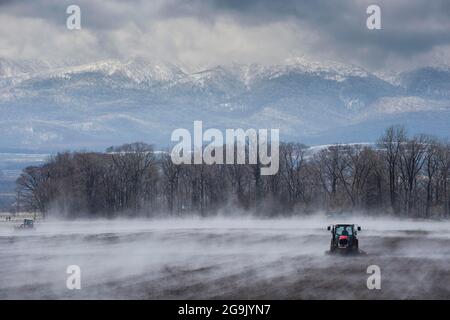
0, 0, 449, 70
159, 0, 450, 69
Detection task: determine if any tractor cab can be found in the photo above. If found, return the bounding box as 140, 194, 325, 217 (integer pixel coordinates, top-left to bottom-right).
14, 219, 35, 230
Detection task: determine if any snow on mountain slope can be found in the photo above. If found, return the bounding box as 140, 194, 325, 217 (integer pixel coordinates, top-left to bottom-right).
0, 58, 187, 92
0, 58, 54, 78
42, 59, 186, 84
0, 57, 449, 151
272, 57, 370, 81
357, 96, 450, 120
400, 66, 450, 99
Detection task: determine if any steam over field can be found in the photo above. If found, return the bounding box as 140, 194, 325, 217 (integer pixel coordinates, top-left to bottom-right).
1, 217, 450, 299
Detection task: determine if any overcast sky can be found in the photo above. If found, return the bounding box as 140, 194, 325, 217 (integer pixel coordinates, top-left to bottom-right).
1, 0, 450, 72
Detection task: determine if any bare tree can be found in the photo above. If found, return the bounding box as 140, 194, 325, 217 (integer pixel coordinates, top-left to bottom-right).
398, 134, 429, 216
15, 129, 450, 219
377, 125, 406, 213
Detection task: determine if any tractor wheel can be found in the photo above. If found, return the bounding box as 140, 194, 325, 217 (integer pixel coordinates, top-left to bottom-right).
330, 240, 335, 253
352, 240, 359, 253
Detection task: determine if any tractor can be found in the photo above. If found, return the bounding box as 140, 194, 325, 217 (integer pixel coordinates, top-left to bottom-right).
327, 224, 361, 254
14, 219, 35, 230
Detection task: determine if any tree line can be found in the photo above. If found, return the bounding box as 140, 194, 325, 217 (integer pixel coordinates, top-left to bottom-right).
16, 126, 450, 219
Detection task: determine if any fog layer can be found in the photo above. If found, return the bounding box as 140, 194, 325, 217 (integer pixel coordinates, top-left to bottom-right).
1, 216, 450, 299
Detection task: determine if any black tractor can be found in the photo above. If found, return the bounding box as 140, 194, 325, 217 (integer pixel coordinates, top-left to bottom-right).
327, 224, 360, 253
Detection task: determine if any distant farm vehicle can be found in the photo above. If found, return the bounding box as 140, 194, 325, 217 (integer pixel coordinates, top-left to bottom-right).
327, 224, 361, 254
14, 219, 35, 230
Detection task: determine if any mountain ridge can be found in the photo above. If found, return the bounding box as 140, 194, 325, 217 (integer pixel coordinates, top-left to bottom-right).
1, 57, 449, 151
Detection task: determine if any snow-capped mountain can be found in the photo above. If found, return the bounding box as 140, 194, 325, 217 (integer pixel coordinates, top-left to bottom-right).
0, 57, 449, 151
399, 66, 450, 99
0, 59, 53, 78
